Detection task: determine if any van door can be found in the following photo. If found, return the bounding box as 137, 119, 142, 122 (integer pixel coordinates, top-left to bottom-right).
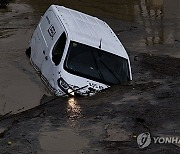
41, 32, 67, 88
40, 10, 66, 87
31, 12, 49, 70
31, 25, 47, 70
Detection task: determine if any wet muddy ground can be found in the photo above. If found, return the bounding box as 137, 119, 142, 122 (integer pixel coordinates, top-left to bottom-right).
0, 0, 180, 153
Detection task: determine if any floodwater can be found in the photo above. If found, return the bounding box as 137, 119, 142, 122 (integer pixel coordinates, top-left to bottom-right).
25, 0, 180, 57
0, 3, 48, 115
0, 0, 179, 112
0, 0, 180, 153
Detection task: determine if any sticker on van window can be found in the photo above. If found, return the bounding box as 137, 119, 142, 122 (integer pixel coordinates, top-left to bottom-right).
48, 25, 56, 40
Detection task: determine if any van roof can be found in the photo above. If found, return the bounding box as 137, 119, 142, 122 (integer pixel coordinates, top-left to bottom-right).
51, 5, 129, 59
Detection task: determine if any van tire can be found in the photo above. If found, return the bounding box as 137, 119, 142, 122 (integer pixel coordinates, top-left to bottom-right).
26, 47, 31, 58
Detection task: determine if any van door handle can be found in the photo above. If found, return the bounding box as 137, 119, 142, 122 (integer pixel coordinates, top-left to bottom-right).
45, 56, 48, 60
43, 50, 45, 55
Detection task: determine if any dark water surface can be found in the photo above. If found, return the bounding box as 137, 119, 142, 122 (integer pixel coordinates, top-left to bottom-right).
25, 0, 180, 55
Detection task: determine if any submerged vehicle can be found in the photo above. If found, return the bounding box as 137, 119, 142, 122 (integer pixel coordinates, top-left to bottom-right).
26, 5, 132, 96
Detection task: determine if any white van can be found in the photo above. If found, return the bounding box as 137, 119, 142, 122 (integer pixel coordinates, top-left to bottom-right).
26, 5, 132, 96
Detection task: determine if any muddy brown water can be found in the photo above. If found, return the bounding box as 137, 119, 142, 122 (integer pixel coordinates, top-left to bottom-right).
0, 0, 179, 114
0, 0, 180, 153
26, 0, 180, 57
0, 3, 48, 115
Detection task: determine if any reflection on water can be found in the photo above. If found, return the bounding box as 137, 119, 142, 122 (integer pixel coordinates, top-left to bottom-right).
38, 98, 86, 153
25, 0, 180, 52
137, 0, 165, 46
134, 0, 179, 48
67, 97, 82, 126
26, 0, 138, 21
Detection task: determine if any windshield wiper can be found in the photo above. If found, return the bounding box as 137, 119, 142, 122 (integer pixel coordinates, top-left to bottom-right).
90, 50, 105, 82
99, 60, 121, 84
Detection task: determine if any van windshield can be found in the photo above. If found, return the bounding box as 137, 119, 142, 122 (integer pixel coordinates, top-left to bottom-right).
64, 42, 130, 85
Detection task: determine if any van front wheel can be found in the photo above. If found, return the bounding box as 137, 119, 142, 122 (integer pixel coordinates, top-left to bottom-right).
26, 47, 31, 58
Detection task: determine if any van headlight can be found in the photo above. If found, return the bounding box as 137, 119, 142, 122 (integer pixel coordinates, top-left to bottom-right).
67, 89, 75, 96
58, 78, 75, 96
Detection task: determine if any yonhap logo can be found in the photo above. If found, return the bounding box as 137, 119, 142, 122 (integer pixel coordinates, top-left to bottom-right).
137, 132, 180, 149
137, 132, 151, 149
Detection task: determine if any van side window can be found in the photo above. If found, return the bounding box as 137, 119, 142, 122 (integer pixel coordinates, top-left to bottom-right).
52, 32, 66, 66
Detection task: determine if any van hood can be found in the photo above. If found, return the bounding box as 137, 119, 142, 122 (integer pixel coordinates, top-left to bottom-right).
57, 74, 109, 96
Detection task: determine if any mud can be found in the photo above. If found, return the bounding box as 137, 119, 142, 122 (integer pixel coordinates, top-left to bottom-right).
0, 0, 180, 153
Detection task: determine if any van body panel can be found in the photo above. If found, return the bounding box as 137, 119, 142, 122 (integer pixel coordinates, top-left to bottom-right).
54, 5, 129, 60
29, 5, 132, 96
